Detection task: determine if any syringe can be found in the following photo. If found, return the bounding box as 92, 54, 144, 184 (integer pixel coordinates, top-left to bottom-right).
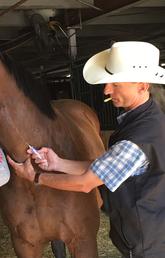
28, 145, 42, 160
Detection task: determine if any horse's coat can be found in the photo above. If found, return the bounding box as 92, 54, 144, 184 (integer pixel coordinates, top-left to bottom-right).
0, 54, 105, 258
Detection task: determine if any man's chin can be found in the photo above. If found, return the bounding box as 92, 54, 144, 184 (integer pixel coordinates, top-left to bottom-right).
112, 101, 121, 107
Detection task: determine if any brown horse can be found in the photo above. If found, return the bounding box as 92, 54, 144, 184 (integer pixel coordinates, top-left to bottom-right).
0, 53, 105, 258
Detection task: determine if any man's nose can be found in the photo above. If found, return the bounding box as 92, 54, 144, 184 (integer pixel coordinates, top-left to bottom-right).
104, 83, 113, 95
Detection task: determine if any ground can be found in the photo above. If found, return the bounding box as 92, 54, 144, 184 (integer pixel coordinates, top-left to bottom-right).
0, 211, 121, 258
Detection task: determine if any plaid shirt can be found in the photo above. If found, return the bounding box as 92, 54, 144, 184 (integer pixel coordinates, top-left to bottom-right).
90, 111, 149, 192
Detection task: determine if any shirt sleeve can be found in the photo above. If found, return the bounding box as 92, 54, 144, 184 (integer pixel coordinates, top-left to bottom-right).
90, 140, 149, 192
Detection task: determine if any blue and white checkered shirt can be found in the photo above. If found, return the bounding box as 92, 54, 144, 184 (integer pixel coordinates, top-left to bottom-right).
90, 111, 149, 192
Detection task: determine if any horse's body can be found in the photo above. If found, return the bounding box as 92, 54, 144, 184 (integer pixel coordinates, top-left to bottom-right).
0, 55, 105, 258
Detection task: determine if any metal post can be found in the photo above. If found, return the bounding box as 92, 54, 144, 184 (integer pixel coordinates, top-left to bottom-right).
67, 28, 77, 61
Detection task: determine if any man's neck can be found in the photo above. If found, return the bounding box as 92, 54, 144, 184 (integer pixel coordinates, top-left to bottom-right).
125, 94, 150, 111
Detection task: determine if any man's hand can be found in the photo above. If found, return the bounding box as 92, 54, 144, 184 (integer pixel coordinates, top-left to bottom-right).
27, 147, 60, 172
7, 156, 35, 182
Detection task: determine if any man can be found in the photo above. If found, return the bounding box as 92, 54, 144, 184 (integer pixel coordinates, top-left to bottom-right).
7, 41, 165, 258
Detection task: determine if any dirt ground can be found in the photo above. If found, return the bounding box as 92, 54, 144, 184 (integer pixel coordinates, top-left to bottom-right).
0, 211, 121, 258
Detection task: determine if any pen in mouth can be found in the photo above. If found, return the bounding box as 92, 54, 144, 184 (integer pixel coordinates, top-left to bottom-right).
104, 97, 112, 102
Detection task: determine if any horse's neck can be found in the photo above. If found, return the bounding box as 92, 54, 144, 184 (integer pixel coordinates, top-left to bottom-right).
1, 90, 51, 162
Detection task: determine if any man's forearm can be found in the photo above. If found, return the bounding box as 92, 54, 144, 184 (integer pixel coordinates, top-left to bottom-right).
38, 167, 103, 192
38, 173, 87, 192
55, 158, 92, 175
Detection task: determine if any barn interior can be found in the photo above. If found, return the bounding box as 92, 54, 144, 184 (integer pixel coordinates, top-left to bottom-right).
0, 0, 165, 130
0, 2, 165, 257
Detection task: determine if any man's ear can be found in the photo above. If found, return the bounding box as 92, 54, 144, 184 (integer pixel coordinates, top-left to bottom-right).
138, 82, 150, 93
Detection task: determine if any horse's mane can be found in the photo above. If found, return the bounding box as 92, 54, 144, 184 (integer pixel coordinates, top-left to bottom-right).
0, 53, 55, 119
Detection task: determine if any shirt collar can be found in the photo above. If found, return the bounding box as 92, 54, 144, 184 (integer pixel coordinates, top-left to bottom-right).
117, 110, 132, 124
117, 99, 152, 125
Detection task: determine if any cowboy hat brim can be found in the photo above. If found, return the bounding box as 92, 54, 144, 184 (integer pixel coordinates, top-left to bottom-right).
83, 49, 165, 85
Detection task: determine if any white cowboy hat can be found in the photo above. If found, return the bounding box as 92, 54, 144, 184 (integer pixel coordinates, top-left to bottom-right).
83, 41, 165, 85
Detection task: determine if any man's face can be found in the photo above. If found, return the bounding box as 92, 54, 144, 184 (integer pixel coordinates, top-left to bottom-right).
104, 82, 148, 110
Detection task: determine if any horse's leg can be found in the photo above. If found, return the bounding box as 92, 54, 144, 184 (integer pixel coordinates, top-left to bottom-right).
11, 235, 44, 258
67, 236, 98, 258
51, 240, 66, 258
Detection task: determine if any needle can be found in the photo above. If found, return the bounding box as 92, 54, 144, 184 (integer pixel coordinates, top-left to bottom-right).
104, 97, 112, 102
28, 145, 42, 160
